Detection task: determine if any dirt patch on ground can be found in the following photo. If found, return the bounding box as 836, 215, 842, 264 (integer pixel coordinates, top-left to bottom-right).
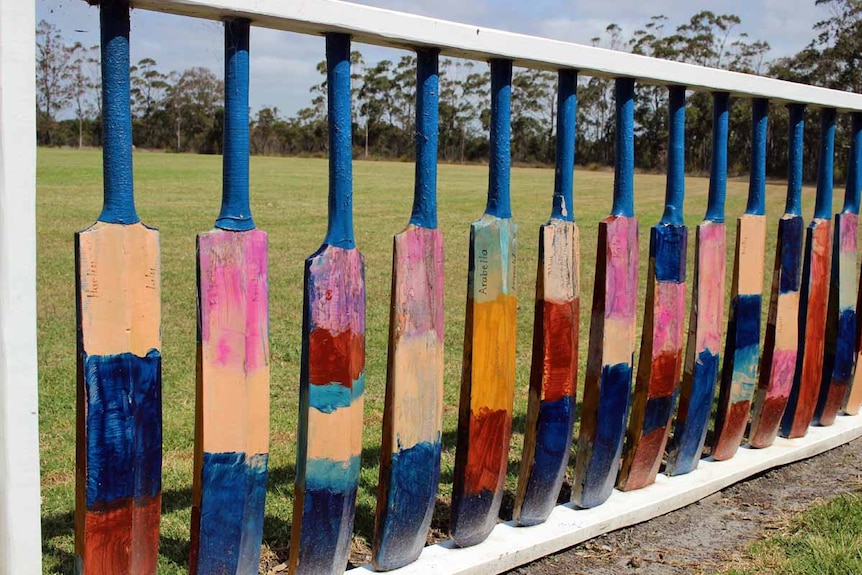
507, 437, 862, 574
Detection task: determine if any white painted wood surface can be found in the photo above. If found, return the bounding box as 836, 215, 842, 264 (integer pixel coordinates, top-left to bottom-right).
0, 0, 42, 573
125, 0, 862, 110
347, 414, 862, 575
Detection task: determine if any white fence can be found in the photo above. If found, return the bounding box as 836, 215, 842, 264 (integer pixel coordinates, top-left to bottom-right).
3, 1, 862, 573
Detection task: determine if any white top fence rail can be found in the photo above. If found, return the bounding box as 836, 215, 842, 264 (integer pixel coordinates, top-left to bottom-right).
133, 0, 862, 110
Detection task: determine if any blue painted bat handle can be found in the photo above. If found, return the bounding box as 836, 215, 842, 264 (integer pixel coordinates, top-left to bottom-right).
814, 108, 836, 220
785, 104, 805, 217
612, 78, 635, 217
410, 48, 440, 229
552, 69, 577, 222
217, 19, 255, 231
706, 92, 729, 223
99, 0, 139, 225
324, 33, 355, 248
485, 59, 513, 219
747, 99, 768, 216
845, 113, 862, 216
661, 86, 686, 225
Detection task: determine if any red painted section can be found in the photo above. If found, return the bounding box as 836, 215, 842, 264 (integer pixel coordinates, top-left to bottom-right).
622, 427, 667, 491
788, 225, 831, 438
818, 382, 847, 427
652, 350, 683, 398
464, 408, 511, 494
750, 396, 788, 448
541, 299, 578, 403
83, 495, 160, 575
712, 400, 750, 460
308, 327, 365, 387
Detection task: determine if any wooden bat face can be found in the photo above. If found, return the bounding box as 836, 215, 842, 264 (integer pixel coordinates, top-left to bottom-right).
514, 219, 579, 526
290, 245, 365, 575
816, 213, 857, 424
190, 229, 269, 575
573, 214, 637, 509
749, 214, 804, 448
75, 221, 161, 575
781, 218, 832, 438
618, 223, 686, 491
451, 215, 517, 547
712, 214, 767, 461
667, 220, 726, 477
373, 225, 444, 570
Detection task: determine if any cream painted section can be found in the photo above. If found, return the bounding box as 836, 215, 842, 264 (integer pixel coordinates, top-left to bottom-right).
390, 335, 444, 449
603, 316, 635, 367
0, 1, 42, 571
774, 292, 801, 350
77, 222, 161, 357
542, 221, 579, 305
203, 367, 270, 456
308, 397, 364, 462
737, 215, 766, 296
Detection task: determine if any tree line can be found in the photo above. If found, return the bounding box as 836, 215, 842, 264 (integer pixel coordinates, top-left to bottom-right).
36, 0, 862, 180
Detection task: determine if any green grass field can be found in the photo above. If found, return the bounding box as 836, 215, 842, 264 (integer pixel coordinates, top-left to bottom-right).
36, 148, 841, 573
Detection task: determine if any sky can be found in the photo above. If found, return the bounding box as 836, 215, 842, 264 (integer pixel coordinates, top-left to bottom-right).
39, 0, 833, 117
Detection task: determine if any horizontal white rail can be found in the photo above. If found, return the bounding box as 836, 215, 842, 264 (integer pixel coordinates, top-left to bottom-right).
127, 0, 862, 111
347, 414, 862, 575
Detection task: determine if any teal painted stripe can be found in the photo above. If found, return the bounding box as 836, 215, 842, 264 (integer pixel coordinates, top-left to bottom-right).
305, 456, 362, 493
309, 375, 365, 413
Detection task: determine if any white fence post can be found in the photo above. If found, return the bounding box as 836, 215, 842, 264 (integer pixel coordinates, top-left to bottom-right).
0, 0, 43, 573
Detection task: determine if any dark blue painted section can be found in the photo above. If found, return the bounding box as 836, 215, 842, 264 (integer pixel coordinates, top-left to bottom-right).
450, 488, 497, 547
375, 439, 442, 569
84, 350, 162, 508
217, 19, 255, 232
834, 308, 857, 382
747, 99, 768, 216
518, 395, 575, 526
577, 362, 631, 508
843, 113, 862, 215
324, 34, 355, 249
734, 294, 762, 350
612, 78, 635, 217
778, 216, 805, 295
485, 60, 513, 219
706, 92, 729, 223
785, 104, 805, 217
297, 485, 358, 573
642, 394, 676, 436
661, 86, 686, 226
552, 70, 578, 222
98, 1, 139, 225
814, 108, 836, 220
196, 451, 269, 574
669, 350, 719, 476
410, 49, 440, 230
653, 224, 687, 283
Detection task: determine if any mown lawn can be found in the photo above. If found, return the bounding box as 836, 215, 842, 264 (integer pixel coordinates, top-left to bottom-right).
37, 147, 836, 573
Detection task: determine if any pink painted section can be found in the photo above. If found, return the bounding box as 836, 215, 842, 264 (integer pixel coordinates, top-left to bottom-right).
308, 246, 366, 336
199, 229, 269, 372
654, 282, 686, 354
766, 349, 797, 401
840, 213, 858, 254
605, 216, 638, 321
696, 223, 726, 353
395, 227, 445, 342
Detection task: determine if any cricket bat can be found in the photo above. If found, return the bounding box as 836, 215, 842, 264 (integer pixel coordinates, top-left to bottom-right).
75, 2, 161, 573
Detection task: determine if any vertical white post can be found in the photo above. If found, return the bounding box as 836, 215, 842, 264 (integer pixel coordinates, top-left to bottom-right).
0, 0, 42, 573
